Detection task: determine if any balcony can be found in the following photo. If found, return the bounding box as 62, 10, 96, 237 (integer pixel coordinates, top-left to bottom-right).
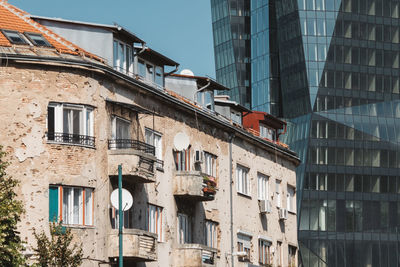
108, 139, 156, 183
173, 171, 217, 201
47, 132, 95, 148
108, 229, 157, 262
173, 244, 217, 267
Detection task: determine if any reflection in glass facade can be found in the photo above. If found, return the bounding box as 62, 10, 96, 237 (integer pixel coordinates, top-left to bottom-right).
211, 0, 251, 108
212, 0, 400, 266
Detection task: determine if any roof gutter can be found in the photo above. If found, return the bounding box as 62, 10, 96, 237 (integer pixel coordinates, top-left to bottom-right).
0, 53, 300, 165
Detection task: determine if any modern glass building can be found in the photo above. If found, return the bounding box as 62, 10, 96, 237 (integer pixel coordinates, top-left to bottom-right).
212, 0, 400, 266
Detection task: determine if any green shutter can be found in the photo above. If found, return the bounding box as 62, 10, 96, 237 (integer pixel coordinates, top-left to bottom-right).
49, 186, 59, 222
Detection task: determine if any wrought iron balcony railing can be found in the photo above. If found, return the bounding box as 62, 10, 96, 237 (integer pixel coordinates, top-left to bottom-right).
108, 139, 155, 155
47, 132, 95, 147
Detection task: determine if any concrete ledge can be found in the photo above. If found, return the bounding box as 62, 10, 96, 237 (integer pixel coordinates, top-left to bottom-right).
173, 171, 215, 201
108, 149, 156, 183
174, 243, 217, 267
108, 229, 157, 261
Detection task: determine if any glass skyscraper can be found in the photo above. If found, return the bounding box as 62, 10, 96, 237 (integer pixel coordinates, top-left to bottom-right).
211, 0, 400, 266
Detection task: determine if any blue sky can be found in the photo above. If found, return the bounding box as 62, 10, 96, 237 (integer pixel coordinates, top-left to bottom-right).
8, 0, 216, 77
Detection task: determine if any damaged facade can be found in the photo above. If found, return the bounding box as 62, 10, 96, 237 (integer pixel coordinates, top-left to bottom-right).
0, 2, 300, 267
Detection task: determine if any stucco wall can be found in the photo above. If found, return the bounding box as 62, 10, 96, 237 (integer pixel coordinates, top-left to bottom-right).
0, 63, 297, 267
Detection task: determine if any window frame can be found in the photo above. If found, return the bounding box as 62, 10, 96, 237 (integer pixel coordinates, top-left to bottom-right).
24, 32, 52, 47
49, 185, 94, 227
47, 102, 94, 147
111, 116, 131, 140
259, 123, 276, 141
1, 29, 28, 45
145, 128, 163, 167
177, 213, 191, 244
275, 180, 282, 208
147, 203, 163, 242
113, 39, 133, 75
236, 164, 250, 196
287, 185, 296, 213
174, 148, 191, 171
204, 220, 218, 248
237, 233, 252, 262
258, 239, 272, 266
257, 173, 269, 201
288, 245, 297, 267
204, 152, 217, 178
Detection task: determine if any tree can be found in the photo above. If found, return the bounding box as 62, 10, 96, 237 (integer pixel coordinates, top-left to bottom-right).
0, 146, 26, 266
33, 222, 83, 267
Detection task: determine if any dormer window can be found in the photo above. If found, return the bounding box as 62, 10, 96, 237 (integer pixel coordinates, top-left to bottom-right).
136, 58, 164, 88
1, 30, 28, 45
260, 123, 276, 141
231, 110, 242, 125
113, 40, 133, 75
24, 32, 52, 47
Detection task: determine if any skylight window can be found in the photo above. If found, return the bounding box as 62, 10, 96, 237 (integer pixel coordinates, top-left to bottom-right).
1, 30, 27, 45
24, 32, 52, 47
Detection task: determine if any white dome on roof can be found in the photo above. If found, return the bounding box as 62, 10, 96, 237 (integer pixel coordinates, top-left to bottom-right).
180, 69, 194, 76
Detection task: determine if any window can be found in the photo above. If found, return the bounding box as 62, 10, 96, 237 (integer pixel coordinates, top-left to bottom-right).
237, 233, 251, 262
47, 103, 94, 147
49, 185, 93, 226
277, 241, 282, 267
259, 239, 271, 266
257, 173, 269, 201
147, 204, 163, 242
113, 40, 133, 75
174, 148, 191, 171
177, 213, 191, 244
24, 32, 51, 47
138, 59, 146, 77
237, 165, 250, 195
204, 220, 218, 248
287, 186, 296, 213
276, 180, 281, 208
231, 110, 242, 125
1, 29, 27, 45
111, 116, 131, 140
145, 128, 163, 169
260, 124, 276, 141
155, 66, 164, 87
204, 152, 217, 177
288, 245, 297, 267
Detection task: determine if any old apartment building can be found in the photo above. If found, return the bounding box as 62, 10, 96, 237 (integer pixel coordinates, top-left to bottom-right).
0, 2, 300, 267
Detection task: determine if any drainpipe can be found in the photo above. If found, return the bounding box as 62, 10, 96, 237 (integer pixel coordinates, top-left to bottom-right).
164, 64, 179, 77
194, 80, 211, 103
228, 133, 235, 267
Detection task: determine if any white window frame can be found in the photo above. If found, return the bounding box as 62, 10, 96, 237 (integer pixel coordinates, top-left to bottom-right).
177, 213, 191, 244
113, 39, 133, 75
259, 123, 276, 141
237, 233, 252, 262
287, 185, 296, 213
48, 103, 94, 140
288, 245, 297, 267
277, 241, 283, 267
204, 152, 217, 177
236, 165, 250, 196
147, 204, 163, 242
258, 239, 272, 265
204, 220, 218, 248
111, 116, 131, 140
145, 128, 163, 165
276, 180, 281, 208
136, 58, 164, 88
257, 173, 269, 201
52, 185, 94, 226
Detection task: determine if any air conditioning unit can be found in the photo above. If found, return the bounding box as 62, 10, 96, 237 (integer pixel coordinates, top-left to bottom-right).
258, 200, 272, 214
279, 208, 288, 220
194, 150, 203, 163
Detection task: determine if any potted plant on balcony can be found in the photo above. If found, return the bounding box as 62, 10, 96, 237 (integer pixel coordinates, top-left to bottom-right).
203, 175, 217, 186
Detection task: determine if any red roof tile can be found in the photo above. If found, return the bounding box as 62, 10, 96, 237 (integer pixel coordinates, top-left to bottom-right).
0, 1, 103, 62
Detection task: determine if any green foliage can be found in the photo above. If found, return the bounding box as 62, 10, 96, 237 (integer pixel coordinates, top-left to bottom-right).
33, 222, 83, 267
0, 146, 26, 266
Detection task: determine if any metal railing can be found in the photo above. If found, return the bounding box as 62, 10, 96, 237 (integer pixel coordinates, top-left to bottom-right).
47, 132, 95, 147
108, 139, 155, 155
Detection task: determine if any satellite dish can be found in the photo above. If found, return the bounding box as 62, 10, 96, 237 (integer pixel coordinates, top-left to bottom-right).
110, 188, 133, 211
173, 132, 189, 151
180, 69, 194, 76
